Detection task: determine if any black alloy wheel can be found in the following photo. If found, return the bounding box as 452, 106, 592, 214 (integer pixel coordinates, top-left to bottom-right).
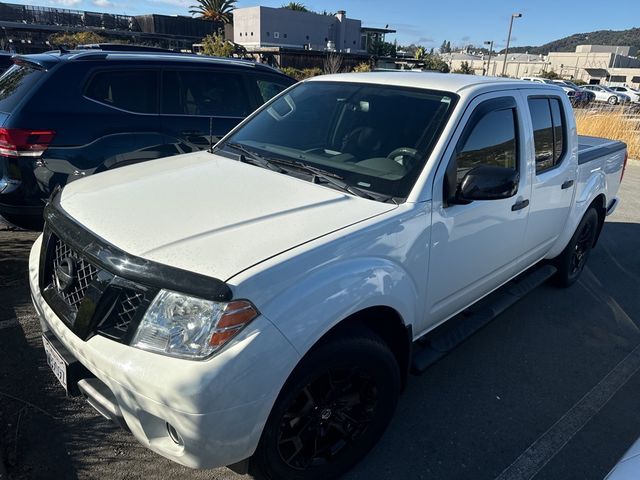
250, 330, 400, 480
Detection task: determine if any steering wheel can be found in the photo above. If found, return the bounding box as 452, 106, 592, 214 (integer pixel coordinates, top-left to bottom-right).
386, 147, 421, 169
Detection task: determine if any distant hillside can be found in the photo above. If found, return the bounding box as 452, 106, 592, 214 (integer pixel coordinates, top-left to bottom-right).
501, 27, 640, 55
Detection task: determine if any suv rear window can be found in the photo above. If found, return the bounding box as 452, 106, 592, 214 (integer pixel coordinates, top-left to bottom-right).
85, 70, 158, 114
0, 64, 44, 113
162, 70, 250, 117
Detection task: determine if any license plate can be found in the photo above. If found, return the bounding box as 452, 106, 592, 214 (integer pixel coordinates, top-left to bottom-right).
42, 334, 67, 391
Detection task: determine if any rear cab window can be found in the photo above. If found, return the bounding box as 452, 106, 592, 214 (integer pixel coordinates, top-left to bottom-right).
85, 70, 159, 114
528, 97, 566, 174
0, 64, 45, 113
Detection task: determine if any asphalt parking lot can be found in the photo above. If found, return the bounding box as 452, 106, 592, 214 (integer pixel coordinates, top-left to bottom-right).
1, 162, 639, 480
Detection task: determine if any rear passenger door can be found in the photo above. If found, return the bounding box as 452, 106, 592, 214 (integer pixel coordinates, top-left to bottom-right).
160, 69, 254, 153
80, 68, 167, 171
521, 93, 576, 257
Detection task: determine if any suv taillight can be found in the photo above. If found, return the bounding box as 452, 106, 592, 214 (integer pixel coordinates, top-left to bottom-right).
0, 128, 56, 158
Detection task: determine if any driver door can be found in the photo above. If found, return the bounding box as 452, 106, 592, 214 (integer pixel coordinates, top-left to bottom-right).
424, 93, 531, 326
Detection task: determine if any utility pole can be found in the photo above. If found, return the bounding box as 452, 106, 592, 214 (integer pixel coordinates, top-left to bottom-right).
501, 13, 522, 77
484, 40, 493, 76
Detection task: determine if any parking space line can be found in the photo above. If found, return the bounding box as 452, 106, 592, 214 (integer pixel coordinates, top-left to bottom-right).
494, 340, 640, 480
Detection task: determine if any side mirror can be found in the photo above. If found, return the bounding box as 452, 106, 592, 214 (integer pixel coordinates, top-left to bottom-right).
458, 165, 519, 201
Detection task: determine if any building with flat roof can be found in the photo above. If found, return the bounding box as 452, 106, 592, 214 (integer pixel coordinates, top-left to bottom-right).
547, 45, 640, 87
0, 2, 222, 53
232, 6, 394, 53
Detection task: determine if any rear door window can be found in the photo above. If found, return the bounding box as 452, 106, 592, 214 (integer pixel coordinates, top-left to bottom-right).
85, 70, 159, 114
0, 64, 44, 113
528, 97, 566, 173
162, 70, 250, 117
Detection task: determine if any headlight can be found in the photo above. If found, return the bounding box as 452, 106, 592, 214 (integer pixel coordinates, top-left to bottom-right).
131, 290, 259, 359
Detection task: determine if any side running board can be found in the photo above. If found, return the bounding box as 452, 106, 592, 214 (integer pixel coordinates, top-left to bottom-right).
411, 264, 557, 374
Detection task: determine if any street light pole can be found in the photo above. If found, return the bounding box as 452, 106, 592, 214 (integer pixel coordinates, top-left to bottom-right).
501, 13, 522, 77
484, 40, 493, 76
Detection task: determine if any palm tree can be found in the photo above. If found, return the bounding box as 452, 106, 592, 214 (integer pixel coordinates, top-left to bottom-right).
190, 0, 237, 24
281, 2, 308, 11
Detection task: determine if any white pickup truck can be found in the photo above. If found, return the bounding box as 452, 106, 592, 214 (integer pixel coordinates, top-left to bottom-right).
29, 73, 627, 479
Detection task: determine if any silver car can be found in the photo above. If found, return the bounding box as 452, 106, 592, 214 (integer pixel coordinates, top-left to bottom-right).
582, 84, 631, 105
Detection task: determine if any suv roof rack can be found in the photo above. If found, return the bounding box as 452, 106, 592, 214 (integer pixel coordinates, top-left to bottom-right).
77, 43, 177, 53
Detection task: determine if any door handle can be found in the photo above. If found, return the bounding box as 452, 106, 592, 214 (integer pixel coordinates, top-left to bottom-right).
561, 180, 574, 189
511, 199, 529, 211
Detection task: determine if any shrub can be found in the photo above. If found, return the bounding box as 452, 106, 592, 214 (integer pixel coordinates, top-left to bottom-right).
574, 106, 640, 159
280, 67, 321, 81
352, 62, 372, 73
49, 31, 107, 48
200, 32, 234, 57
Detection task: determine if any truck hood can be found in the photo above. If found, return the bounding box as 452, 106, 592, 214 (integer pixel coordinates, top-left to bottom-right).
59, 152, 396, 281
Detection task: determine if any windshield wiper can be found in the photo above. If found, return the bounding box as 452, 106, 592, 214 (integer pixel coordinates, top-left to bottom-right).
224, 142, 286, 174
271, 159, 380, 201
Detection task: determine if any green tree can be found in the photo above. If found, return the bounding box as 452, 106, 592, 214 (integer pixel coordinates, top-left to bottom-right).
200, 32, 235, 57
414, 46, 426, 60
540, 70, 560, 79
281, 2, 308, 11
190, 0, 237, 24
453, 61, 475, 74
423, 54, 450, 73
439, 40, 452, 53
368, 38, 396, 57
49, 31, 107, 48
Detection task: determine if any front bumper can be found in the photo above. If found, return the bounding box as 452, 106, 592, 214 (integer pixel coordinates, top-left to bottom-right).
29, 235, 300, 469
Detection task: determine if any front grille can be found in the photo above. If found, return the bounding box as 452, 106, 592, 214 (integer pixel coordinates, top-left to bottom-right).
51, 236, 99, 312
41, 225, 156, 343
113, 291, 144, 334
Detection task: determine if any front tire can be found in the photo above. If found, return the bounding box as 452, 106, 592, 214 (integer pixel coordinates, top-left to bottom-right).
553, 208, 599, 287
250, 329, 401, 480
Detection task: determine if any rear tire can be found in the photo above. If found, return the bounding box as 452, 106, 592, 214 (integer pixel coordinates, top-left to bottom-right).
250, 329, 401, 480
608, 96, 618, 105
552, 208, 599, 287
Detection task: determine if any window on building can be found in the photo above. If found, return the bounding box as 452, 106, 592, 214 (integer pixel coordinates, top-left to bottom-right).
528, 97, 565, 173
162, 70, 250, 117
85, 70, 158, 114
274, 32, 280, 39
239, 32, 242, 36
306, 35, 309, 40
251, 32, 254, 36
284, 33, 288, 38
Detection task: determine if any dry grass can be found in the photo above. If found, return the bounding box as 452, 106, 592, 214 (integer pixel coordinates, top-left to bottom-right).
574, 106, 640, 159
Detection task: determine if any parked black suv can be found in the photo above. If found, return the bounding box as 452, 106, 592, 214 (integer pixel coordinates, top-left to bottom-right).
0, 49, 295, 229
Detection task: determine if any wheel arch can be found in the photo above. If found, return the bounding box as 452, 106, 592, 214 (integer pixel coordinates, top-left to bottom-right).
315, 305, 413, 389
590, 193, 607, 247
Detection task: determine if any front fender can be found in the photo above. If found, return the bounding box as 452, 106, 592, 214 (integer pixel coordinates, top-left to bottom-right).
259, 257, 419, 355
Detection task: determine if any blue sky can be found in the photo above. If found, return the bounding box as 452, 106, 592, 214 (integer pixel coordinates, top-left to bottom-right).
9, 0, 640, 49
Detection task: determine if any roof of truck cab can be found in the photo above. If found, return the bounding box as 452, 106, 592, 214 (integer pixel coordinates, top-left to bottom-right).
308, 71, 562, 94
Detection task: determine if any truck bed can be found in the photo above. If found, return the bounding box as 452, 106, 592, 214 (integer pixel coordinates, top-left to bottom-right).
578, 135, 627, 165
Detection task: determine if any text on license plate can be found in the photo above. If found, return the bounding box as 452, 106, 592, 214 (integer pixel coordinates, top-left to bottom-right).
42, 335, 67, 390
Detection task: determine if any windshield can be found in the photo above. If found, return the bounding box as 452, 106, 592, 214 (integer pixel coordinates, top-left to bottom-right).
221, 81, 457, 199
